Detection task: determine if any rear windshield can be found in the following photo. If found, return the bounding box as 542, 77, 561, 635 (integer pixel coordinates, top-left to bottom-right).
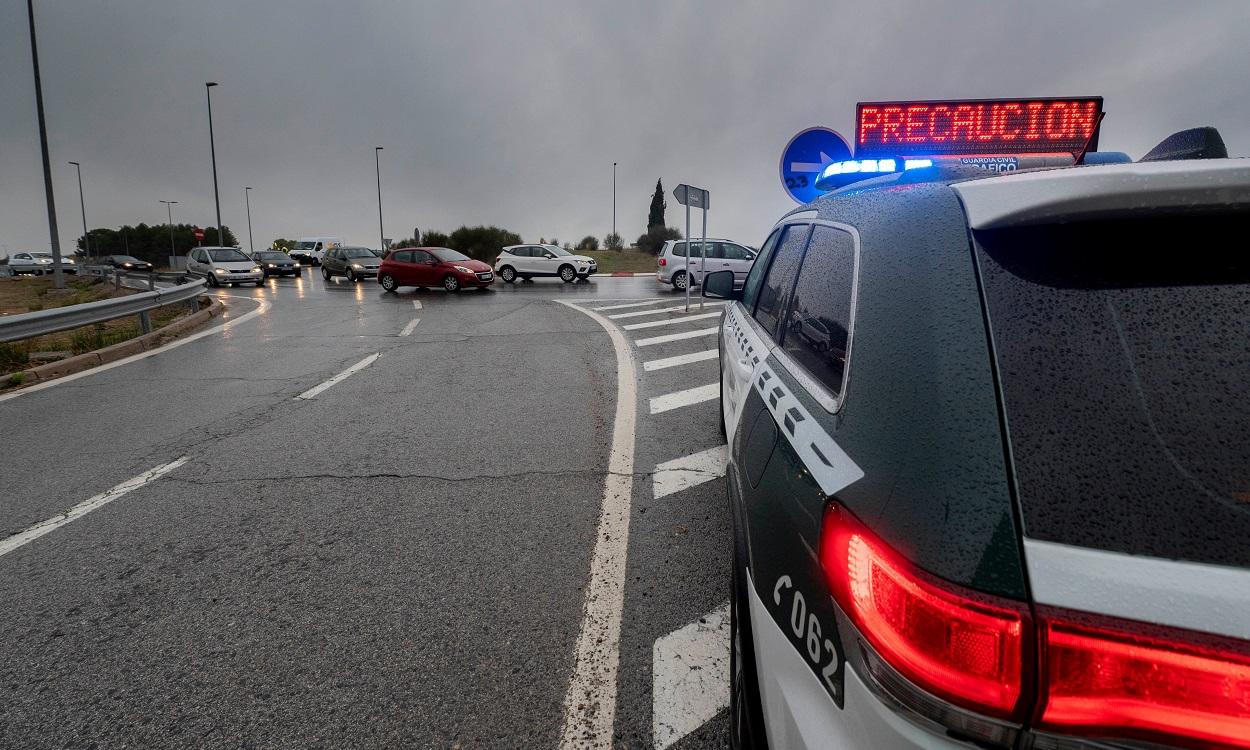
255, 252, 287, 261
974, 214, 1250, 568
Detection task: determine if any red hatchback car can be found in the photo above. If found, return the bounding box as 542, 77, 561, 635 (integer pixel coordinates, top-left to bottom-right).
377, 247, 495, 293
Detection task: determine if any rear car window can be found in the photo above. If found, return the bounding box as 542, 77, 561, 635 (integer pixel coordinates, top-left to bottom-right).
752, 224, 809, 338
974, 214, 1250, 567
741, 230, 781, 310
780, 225, 855, 400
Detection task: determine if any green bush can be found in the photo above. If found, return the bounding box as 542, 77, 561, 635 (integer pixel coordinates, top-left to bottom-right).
635, 225, 683, 256
603, 232, 624, 251
447, 226, 523, 261
577, 235, 600, 252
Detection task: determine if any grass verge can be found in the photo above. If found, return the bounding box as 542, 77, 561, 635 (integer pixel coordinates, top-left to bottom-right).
583, 249, 658, 274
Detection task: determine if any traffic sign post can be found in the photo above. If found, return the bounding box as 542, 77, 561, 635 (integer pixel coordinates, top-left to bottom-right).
780, 127, 852, 204
193, 226, 205, 246
673, 184, 709, 312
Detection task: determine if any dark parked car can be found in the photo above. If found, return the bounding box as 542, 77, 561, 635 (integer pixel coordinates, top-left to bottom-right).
102, 255, 154, 272
377, 247, 494, 293
250, 250, 301, 277
321, 246, 381, 282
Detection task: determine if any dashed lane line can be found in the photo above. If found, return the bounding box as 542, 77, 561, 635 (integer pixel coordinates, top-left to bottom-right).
643, 349, 718, 372
650, 383, 719, 414
652, 602, 732, 750
607, 302, 723, 320
553, 300, 639, 749
621, 311, 722, 331
399, 318, 421, 337
653, 444, 729, 500
592, 299, 670, 312
295, 353, 381, 400
635, 328, 719, 347
0, 457, 190, 558
413, 300, 422, 310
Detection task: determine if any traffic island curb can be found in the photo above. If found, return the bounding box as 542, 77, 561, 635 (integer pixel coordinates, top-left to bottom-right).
11, 296, 222, 386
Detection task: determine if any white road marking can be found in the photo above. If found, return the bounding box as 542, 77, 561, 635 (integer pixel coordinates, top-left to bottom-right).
643, 349, 718, 372
650, 383, 719, 414
295, 353, 380, 400
636, 327, 719, 347
652, 602, 732, 750
0, 295, 270, 404
592, 299, 669, 312
0, 457, 190, 558
608, 302, 723, 320
653, 444, 728, 499
621, 311, 722, 331
399, 318, 421, 337
412, 300, 422, 310
553, 300, 638, 750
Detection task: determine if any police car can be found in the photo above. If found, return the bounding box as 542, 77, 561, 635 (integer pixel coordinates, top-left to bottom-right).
703, 98, 1250, 750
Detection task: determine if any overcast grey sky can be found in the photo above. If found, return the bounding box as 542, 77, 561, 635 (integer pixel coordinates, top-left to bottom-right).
2, 0, 1248, 255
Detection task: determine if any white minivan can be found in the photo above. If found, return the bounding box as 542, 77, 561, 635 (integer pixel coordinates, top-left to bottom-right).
656, 239, 755, 291
290, 237, 344, 266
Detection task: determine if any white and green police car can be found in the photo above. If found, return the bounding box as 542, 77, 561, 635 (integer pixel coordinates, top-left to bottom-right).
705, 99, 1250, 750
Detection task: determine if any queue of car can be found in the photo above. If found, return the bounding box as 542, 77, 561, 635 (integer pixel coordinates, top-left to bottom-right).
704, 100, 1250, 750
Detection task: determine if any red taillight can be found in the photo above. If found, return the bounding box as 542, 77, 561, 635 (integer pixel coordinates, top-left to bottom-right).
658, 257, 666, 266
821, 505, 1028, 720
1038, 615, 1250, 748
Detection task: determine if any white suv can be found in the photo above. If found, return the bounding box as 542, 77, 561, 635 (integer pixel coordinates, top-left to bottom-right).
656, 239, 755, 291
493, 244, 597, 283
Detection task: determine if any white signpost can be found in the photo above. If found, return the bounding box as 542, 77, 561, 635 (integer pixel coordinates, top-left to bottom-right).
673, 184, 709, 312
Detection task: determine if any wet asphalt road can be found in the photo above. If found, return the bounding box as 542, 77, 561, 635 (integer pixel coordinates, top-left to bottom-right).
0, 273, 731, 749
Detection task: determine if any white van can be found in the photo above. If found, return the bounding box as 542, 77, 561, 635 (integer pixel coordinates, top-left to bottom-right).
290, 237, 344, 266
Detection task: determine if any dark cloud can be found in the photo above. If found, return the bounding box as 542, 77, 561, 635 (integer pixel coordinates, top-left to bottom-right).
2, 0, 1248, 255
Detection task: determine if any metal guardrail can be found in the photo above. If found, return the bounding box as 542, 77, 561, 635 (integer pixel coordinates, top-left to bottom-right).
0, 274, 208, 344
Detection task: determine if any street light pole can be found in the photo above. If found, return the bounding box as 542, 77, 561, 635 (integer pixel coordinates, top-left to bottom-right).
375, 147, 385, 253
160, 200, 178, 266
26, 0, 64, 288
206, 82, 223, 246
612, 162, 617, 241
69, 161, 89, 261
244, 186, 254, 254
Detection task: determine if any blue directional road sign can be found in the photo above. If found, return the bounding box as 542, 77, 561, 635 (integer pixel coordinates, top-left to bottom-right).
779, 127, 852, 204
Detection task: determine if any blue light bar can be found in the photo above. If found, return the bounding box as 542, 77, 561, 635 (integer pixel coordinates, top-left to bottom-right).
814, 157, 935, 190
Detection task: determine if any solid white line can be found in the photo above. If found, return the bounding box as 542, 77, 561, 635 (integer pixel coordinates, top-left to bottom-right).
621, 311, 721, 331
643, 349, 718, 372
650, 383, 719, 414
553, 299, 638, 750
608, 302, 723, 320
399, 318, 420, 337
635, 327, 719, 347
653, 601, 732, 750
295, 353, 380, 399
592, 299, 669, 312
0, 457, 190, 558
0, 295, 270, 404
653, 445, 729, 499
412, 300, 422, 310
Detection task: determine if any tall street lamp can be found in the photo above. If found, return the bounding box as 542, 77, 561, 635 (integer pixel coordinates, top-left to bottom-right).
26, 0, 64, 288
612, 162, 617, 241
160, 200, 178, 266
206, 82, 223, 246
374, 147, 385, 253
244, 186, 254, 254
68, 161, 89, 261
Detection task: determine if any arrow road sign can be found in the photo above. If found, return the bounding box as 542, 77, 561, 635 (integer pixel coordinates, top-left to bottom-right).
780, 127, 852, 205
673, 184, 709, 209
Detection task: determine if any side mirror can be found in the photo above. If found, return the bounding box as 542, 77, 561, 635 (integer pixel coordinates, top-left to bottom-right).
702, 269, 740, 300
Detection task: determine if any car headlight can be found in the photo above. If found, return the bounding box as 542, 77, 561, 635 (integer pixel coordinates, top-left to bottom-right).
122, 262, 133, 267
267, 263, 276, 268
453, 265, 474, 274
251, 266, 262, 273
351, 262, 363, 270
213, 267, 228, 274
293, 262, 301, 269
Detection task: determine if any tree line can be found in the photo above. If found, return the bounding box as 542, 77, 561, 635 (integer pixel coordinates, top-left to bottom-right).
72, 224, 238, 263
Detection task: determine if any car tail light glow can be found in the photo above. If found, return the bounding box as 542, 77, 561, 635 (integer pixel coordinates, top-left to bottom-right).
658, 257, 666, 266
821, 506, 1028, 720
1038, 615, 1250, 748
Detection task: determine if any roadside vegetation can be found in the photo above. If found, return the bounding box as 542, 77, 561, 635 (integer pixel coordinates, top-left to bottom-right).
581, 249, 657, 273
0, 276, 193, 378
